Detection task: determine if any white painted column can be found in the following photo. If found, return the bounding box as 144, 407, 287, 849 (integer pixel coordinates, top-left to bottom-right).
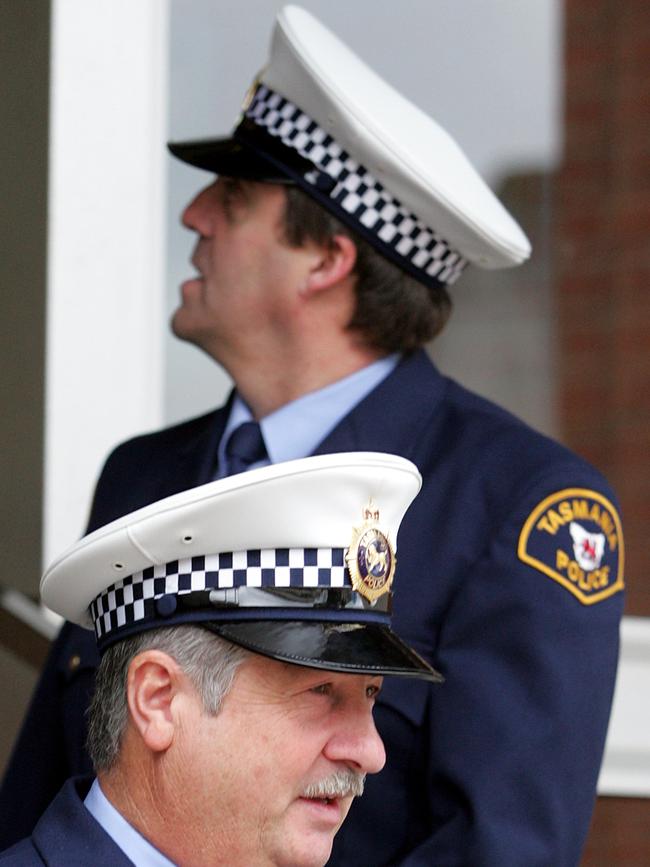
44, 0, 170, 565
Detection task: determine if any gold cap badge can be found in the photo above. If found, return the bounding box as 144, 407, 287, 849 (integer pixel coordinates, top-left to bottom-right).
346, 501, 396, 602
235, 69, 266, 125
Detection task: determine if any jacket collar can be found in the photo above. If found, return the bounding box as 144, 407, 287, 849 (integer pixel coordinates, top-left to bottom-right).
313, 350, 446, 459
31, 777, 134, 867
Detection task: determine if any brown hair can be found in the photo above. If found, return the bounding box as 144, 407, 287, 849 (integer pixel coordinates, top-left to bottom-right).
282, 186, 452, 353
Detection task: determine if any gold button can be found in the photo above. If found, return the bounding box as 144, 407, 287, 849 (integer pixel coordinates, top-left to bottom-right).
68, 654, 81, 672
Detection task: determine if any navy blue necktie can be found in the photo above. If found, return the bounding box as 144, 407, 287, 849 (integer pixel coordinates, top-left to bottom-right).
224, 421, 268, 475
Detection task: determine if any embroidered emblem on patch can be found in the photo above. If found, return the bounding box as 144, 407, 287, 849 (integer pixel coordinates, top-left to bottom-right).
517, 488, 624, 605
346, 501, 396, 603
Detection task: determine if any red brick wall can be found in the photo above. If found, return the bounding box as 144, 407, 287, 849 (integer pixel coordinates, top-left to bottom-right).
581, 798, 650, 865
554, 2, 650, 863
554, 0, 650, 618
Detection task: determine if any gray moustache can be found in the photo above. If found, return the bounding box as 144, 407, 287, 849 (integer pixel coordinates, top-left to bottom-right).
302, 769, 366, 800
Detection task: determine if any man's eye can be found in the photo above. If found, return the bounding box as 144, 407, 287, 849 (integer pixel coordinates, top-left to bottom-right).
219, 181, 235, 202
222, 179, 242, 199
310, 683, 332, 696
366, 684, 381, 699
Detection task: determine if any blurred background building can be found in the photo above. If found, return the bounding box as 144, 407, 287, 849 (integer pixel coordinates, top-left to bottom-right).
0, 1, 648, 861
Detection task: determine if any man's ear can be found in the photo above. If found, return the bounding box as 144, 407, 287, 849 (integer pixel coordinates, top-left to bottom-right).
126, 650, 183, 754
301, 234, 357, 296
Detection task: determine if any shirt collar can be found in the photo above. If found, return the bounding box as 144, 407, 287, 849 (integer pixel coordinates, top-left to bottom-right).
84, 778, 177, 867
217, 354, 400, 477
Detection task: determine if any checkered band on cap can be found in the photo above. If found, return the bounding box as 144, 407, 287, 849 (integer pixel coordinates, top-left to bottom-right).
89, 547, 348, 641
245, 84, 467, 286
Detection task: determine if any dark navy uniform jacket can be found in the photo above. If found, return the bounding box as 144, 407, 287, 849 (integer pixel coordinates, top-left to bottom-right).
0, 778, 133, 866
0, 351, 624, 866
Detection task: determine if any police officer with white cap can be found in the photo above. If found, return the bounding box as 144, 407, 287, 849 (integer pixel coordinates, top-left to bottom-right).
0, 7, 623, 866
0, 453, 440, 866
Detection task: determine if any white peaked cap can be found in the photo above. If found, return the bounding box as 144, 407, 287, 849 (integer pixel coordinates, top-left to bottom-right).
41, 453, 442, 682
264, 6, 531, 268
170, 5, 531, 288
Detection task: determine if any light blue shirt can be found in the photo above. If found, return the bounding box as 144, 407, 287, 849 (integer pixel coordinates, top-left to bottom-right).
84, 778, 176, 867
216, 354, 400, 478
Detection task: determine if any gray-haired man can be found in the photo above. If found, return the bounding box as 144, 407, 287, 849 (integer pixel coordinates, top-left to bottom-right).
1, 453, 439, 867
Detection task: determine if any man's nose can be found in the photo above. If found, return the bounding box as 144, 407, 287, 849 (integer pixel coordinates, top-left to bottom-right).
324, 708, 386, 776
181, 181, 217, 233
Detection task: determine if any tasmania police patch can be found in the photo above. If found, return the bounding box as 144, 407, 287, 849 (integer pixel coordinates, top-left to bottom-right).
517, 488, 624, 605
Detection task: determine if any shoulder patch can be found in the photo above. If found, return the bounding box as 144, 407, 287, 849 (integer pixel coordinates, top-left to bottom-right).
517, 488, 624, 605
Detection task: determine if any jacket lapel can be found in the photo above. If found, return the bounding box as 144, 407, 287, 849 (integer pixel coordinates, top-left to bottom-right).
168, 394, 233, 494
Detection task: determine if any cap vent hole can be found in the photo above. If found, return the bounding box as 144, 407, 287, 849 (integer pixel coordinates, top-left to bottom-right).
182, 534, 193, 544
